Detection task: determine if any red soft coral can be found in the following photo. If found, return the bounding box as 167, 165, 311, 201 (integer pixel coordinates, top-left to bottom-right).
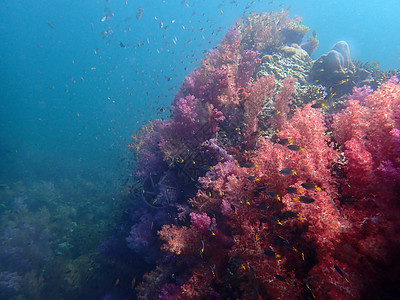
158, 224, 198, 255
273, 77, 295, 130
309, 255, 363, 299
243, 75, 275, 136
333, 79, 400, 201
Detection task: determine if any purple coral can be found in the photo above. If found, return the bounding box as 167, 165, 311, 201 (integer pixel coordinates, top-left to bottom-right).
126, 215, 154, 252
348, 85, 373, 104
189, 212, 215, 234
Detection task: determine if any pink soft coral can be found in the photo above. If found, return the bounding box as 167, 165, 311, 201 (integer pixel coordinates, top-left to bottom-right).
243, 75, 275, 136
332, 78, 400, 200
273, 77, 295, 130
158, 224, 198, 255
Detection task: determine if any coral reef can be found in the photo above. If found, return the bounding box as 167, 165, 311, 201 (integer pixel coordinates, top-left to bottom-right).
300, 31, 319, 56
129, 10, 400, 300
309, 41, 355, 94
258, 44, 313, 85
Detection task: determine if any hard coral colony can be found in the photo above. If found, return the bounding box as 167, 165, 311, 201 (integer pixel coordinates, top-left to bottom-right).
129, 10, 400, 299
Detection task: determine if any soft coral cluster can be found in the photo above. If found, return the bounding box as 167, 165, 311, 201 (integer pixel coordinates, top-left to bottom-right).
330, 78, 400, 298
130, 10, 400, 300
181, 27, 259, 109
185, 102, 351, 298
332, 79, 400, 201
